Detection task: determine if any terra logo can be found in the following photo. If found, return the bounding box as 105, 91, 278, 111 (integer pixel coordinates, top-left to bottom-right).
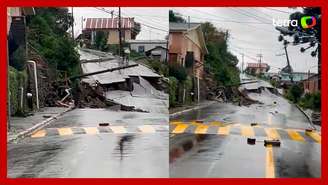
272, 16, 317, 29
301, 16, 317, 29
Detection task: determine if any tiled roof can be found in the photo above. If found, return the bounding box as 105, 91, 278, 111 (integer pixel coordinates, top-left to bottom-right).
246, 63, 269, 68
85, 18, 134, 30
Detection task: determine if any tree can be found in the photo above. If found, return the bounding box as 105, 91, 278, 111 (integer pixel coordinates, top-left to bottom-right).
26, 7, 79, 76
94, 31, 108, 51
286, 84, 303, 103
202, 22, 240, 86
11, 46, 26, 71
169, 10, 186, 23
277, 7, 321, 89
132, 22, 141, 39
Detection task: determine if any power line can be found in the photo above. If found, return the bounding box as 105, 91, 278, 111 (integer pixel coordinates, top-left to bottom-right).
239, 9, 272, 24
176, 8, 276, 34
187, 8, 271, 24
264, 7, 294, 14
94, 7, 168, 33
230, 8, 272, 25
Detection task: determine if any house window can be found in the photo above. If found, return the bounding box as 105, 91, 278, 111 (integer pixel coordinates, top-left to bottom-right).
138, 45, 145, 53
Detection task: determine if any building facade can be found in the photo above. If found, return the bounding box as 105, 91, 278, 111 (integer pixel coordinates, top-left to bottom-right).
168, 22, 208, 80
168, 22, 208, 102
83, 17, 136, 45
245, 63, 270, 76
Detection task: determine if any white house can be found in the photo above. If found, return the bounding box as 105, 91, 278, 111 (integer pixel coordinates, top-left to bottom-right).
127, 40, 168, 61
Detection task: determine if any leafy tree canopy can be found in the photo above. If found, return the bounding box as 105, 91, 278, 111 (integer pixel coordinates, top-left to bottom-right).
26, 7, 79, 76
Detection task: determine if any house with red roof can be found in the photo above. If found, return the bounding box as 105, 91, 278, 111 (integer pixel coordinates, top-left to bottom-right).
83, 17, 137, 45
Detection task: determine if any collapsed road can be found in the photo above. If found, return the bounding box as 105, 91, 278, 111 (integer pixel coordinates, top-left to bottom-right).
169, 74, 321, 178
7, 48, 169, 178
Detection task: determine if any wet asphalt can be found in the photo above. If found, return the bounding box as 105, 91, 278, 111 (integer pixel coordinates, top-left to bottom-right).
7, 108, 169, 178
170, 76, 321, 178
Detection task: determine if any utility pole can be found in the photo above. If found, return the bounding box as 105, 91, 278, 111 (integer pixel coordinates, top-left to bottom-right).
118, 7, 124, 60
242, 53, 244, 73
71, 7, 74, 40
257, 53, 263, 76
188, 16, 190, 29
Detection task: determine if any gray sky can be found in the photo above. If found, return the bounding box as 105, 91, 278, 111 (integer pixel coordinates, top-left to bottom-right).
171, 7, 318, 73
72, 7, 318, 73
72, 7, 169, 41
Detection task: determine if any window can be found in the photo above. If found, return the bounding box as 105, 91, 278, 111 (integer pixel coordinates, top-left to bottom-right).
138, 45, 145, 53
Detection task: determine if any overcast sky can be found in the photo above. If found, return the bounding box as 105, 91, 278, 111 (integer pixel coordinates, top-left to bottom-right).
72, 7, 318, 73
171, 7, 318, 73
72, 7, 169, 41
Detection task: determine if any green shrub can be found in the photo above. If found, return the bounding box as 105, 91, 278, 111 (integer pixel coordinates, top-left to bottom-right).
285, 84, 303, 103
299, 92, 321, 111
11, 46, 26, 71
8, 67, 27, 116
169, 65, 187, 82
169, 76, 178, 107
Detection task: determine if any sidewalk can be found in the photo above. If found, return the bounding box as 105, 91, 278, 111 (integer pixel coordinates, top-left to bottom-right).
169, 100, 216, 118
8, 106, 74, 143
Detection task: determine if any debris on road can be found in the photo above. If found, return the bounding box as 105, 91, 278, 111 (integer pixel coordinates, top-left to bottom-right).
264, 139, 281, 147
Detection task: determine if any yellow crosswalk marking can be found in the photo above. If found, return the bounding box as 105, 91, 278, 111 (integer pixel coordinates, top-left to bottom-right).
57, 128, 73, 136
172, 124, 188, 134
138, 125, 156, 133
195, 125, 209, 134
84, 127, 99, 135
241, 126, 254, 137
110, 126, 127, 134
209, 121, 224, 126
265, 145, 275, 178
305, 131, 321, 143
170, 121, 184, 125
31, 130, 46, 138
287, 129, 305, 142
190, 121, 203, 126
218, 126, 230, 135
265, 128, 280, 139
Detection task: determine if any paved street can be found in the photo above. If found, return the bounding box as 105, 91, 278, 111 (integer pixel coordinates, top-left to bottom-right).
8, 108, 169, 178
170, 76, 321, 178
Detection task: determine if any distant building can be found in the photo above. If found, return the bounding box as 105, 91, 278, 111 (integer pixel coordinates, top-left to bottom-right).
145, 46, 168, 62
280, 72, 315, 84
302, 74, 319, 94
168, 22, 208, 80
168, 22, 208, 102
127, 40, 168, 62
83, 17, 136, 45
245, 63, 270, 75
128, 40, 167, 53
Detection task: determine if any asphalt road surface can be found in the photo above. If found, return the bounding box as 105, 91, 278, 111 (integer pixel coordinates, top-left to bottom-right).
170, 76, 321, 178
8, 108, 169, 178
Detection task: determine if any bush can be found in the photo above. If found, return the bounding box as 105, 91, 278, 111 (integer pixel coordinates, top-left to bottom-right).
183, 76, 193, 104
299, 92, 321, 111
11, 46, 26, 71
8, 67, 27, 116
169, 76, 178, 107
149, 60, 169, 77
285, 84, 303, 103
169, 65, 187, 81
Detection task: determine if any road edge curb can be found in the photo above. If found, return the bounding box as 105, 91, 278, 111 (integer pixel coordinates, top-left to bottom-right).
169, 101, 216, 118
8, 106, 75, 143
295, 104, 316, 130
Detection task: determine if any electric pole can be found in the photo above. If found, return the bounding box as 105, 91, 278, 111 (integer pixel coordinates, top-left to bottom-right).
242, 53, 244, 73
257, 53, 263, 76
118, 7, 124, 60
